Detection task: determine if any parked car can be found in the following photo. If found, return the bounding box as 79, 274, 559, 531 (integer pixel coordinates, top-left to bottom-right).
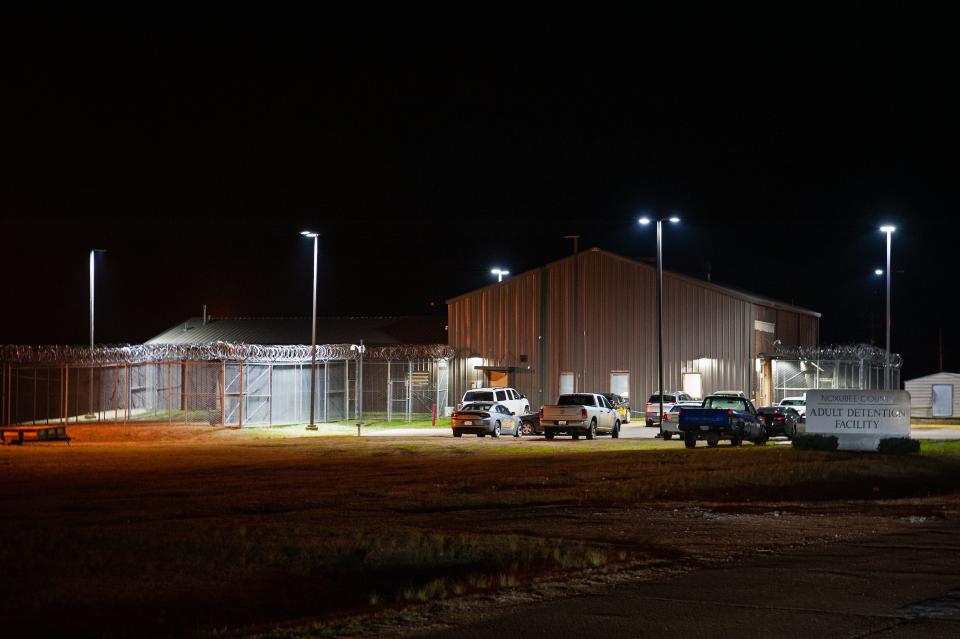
451, 402, 522, 438
645, 391, 697, 427
757, 405, 801, 438
540, 393, 622, 440
518, 412, 542, 436
459, 387, 530, 416
602, 393, 631, 424
778, 396, 807, 421
677, 395, 767, 448
659, 400, 704, 439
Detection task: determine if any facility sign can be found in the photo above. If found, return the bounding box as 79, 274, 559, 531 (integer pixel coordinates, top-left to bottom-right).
806, 390, 911, 450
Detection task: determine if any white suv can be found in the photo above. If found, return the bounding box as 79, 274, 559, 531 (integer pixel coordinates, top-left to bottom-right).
460, 387, 530, 416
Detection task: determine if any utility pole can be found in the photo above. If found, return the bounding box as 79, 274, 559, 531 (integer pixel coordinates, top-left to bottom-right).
564, 235, 581, 390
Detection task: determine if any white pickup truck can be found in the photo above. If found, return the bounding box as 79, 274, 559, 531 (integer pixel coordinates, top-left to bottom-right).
539, 393, 622, 440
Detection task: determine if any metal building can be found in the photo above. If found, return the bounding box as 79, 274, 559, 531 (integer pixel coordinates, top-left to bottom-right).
904, 372, 960, 418
446, 248, 820, 413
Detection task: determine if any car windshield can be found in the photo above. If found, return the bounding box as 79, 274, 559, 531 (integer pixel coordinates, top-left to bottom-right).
463, 391, 495, 402
781, 399, 804, 406
461, 403, 494, 411
558, 394, 596, 406
703, 397, 749, 411
669, 405, 684, 413
648, 394, 673, 403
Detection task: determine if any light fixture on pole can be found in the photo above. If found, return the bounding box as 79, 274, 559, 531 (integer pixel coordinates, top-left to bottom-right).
874, 269, 884, 276
639, 215, 680, 433
86, 249, 106, 419
879, 225, 896, 390
491, 268, 510, 282
351, 341, 366, 435
301, 231, 319, 430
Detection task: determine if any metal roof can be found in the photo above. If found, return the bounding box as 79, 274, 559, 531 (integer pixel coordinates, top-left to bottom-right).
146, 316, 448, 346
446, 247, 821, 318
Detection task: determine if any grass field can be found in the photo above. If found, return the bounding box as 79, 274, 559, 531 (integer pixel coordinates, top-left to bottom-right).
2, 424, 959, 638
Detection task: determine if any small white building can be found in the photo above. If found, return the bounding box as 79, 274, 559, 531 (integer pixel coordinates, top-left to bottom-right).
904, 372, 960, 418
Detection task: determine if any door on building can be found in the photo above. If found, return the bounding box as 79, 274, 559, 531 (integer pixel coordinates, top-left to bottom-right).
932, 384, 954, 417
682, 372, 703, 400
559, 372, 575, 395
610, 371, 630, 398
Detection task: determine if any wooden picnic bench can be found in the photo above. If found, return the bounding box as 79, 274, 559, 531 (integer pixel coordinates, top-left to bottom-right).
0, 425, 71, 446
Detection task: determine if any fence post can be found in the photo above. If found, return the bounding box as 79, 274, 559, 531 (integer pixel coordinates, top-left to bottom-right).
238, 361, 243, 428
64, 365, 70, 424
406, 360, 412, 421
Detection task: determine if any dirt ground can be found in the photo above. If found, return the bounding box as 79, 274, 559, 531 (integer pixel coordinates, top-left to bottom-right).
2, 424, 959, 638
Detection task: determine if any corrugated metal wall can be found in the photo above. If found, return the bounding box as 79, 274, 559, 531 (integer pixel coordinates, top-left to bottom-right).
447, 248, 819, 411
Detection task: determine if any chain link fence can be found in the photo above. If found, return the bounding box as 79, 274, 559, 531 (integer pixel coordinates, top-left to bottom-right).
769, 343, 902, 403
1, 343, 452, 427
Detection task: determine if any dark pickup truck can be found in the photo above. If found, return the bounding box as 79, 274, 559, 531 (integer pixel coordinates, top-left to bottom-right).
677, 395, 767, 448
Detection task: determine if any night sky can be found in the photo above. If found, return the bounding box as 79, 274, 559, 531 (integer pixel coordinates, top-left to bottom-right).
2, 6, 957, 380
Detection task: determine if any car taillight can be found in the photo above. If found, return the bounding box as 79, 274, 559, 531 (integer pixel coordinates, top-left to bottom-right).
727, 409, 733, 417
662, 413, 669, 421
452, 412, 460, 418
679, 408, 684, 416
775, 416, 784, 421
478, 412, 490, 418
581, 408, 588, 418
539, 408, 543, 417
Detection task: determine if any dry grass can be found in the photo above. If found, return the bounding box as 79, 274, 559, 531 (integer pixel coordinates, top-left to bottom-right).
2, 424, 959, 638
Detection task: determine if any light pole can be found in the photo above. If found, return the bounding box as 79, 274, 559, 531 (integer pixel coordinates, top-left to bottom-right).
301, 231, 319, 430
491, 268, 510, 282
351, 341, 366, 435
639, 215, 680, 432
880, 225, 896, 390
87, 249, 106, 419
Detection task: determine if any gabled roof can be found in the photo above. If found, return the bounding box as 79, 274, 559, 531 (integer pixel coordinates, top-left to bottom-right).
146, 316, 448, 346
446, 247, 821, 318
904, 372, 960, 384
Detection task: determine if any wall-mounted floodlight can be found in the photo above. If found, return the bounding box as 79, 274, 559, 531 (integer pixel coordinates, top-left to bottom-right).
491, 268, 510, 282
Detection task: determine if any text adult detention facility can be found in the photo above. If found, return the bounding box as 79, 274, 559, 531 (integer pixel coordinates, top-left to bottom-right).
447, 248, 821, 412
1, 316, 452, 427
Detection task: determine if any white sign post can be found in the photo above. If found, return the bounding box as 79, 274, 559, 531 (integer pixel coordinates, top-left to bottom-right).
806, 390, 911, 451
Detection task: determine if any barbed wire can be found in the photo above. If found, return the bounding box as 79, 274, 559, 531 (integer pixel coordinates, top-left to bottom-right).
0, 342, 456, 365
772, 341, 903, 368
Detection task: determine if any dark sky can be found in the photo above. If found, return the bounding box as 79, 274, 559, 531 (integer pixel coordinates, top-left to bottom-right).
1, 5, 957, 380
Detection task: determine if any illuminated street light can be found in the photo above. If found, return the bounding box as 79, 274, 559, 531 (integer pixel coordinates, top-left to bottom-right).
491, 268, 510, 282
638, 215, 681, 433
301, 230, 319, 430
87, 249, 106, 419
879, 225, 896, 389
874, 269, 884, 276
